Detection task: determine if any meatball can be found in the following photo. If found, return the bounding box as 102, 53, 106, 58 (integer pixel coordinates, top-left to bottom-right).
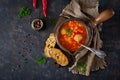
74, 34, 83, 43
61, 28, 66, 35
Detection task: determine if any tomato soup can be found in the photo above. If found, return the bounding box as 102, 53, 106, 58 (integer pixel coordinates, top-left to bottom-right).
58, 20, 87, 52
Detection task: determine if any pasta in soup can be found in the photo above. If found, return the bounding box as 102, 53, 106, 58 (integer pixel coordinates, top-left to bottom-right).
58, 20, 87, 52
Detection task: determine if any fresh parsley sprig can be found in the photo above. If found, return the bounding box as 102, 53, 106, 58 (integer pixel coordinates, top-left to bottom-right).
34, 56, 47, 64
18, 7, 30, 18
65, 28, 73, 36
77, 62, 87, 73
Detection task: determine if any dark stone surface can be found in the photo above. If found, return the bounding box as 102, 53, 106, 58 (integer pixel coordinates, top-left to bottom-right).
0, 0, 120, 80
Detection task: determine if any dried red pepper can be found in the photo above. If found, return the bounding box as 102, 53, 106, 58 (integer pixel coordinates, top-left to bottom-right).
33, 0, 37, 9
42, 0, 47, 17
32, 0, 47, 17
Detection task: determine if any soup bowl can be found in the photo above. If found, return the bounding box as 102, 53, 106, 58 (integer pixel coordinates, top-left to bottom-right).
56, 19, 92, 55
55, 9, 114, 55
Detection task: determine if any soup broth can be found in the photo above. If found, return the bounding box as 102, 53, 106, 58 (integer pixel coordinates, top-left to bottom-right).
58, 20, 87, 52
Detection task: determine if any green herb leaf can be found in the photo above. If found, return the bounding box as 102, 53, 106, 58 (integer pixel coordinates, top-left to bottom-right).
35, 57, 47, 64
65, 28, 73, 36
18, 7, 31, 18
77, 62, 87, 73
50, 18, 57, 25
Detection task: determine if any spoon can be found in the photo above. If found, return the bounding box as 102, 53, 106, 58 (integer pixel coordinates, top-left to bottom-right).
80, 44, 106, 58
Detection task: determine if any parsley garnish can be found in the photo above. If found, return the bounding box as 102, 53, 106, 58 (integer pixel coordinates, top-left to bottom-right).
77, 62, 87, 73
65, 28, 73, 36
35, 57, 47, 64
18, 7, 31, 18
50, 18, 57, 25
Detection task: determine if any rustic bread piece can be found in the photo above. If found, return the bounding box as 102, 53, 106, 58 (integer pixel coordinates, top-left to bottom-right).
44, 47, 52, 58
49, 48, 69, 66
44, 33, 56, 57
45, 33, 56, 48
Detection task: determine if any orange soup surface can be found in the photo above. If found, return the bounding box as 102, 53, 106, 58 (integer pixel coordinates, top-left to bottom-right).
58, 20, 87, 52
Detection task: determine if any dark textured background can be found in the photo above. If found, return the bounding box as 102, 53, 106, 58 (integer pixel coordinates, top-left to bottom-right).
0, 0, 120, 80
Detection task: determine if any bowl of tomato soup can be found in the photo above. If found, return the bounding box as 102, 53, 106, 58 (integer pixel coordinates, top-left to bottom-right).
56, 19, 91, 55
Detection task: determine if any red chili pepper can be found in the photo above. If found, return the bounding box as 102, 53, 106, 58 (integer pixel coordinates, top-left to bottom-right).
42, 0, 47, 17
33, 0, 37, 9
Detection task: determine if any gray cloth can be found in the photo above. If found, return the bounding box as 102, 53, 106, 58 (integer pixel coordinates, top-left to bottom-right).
54, 0, 107, 76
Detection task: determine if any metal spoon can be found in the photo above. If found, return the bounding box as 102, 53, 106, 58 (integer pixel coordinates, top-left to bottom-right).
80, 44, 106, 58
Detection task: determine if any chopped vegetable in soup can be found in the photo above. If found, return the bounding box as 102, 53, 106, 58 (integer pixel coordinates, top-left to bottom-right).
58, 20, 87, 52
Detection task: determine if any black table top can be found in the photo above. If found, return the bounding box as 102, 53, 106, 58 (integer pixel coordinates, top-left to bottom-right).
0, 0, 120, 80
